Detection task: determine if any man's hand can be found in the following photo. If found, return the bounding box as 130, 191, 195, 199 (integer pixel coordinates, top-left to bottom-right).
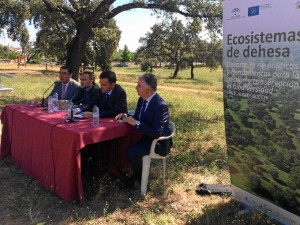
57, 100, 69, 110
115, 113, 127, 120
72, 109, 78, 115
81, 111, 93, 118
123, 116, 137, 126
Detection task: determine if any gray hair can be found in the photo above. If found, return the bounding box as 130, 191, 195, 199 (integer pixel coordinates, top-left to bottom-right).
139, 73, 157, 91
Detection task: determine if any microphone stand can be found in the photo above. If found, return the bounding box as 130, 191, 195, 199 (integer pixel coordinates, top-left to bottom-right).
65, 102, 80, 123
38, 81, 57, 107
65, 109, 78, 123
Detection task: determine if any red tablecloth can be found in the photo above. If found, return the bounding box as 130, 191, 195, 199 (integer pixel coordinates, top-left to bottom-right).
0, 104, 136, 202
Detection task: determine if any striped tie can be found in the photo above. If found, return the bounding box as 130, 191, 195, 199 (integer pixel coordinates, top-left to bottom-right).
61, 84, 66, 100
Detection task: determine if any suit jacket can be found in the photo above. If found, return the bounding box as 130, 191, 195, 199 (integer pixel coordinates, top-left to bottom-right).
72, 85, 100, 112
96, 84, 127, 118
133, 93, 172, 156
48, 79, 80, 100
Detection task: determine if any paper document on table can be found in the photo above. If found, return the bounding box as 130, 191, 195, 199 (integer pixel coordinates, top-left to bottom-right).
74, 114, 84, 119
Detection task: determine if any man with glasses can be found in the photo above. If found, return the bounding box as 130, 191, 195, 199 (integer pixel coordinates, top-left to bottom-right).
48, 65, 80, 100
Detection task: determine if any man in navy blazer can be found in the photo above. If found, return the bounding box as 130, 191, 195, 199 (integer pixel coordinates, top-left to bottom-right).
72, 71, 100, 112
81, 70, 127, 118
48, 65, 80, 100
80, 70, 127, 176
116, 73, 172, 184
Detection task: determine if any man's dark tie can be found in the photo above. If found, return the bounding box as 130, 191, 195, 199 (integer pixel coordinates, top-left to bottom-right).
139, 100, 147, 120
103, 93, 110, 109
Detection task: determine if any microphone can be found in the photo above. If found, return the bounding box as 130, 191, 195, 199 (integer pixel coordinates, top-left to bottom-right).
38, 81, 57, 107
65, 98, 84, 123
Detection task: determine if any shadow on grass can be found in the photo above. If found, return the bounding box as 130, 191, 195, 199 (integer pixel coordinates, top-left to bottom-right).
0, 68, 58, 75
0, 154, 281, 225
0, 156, 171, 224
186, 200, 282, 225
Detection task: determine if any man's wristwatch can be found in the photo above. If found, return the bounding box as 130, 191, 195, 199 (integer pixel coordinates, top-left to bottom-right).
135, 120, 141, 127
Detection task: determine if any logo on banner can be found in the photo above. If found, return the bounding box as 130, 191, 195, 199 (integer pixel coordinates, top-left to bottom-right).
248, 5, 260, 16
296, 1, 300, 9
232, 8, 240, 16
227, 7, 245, 20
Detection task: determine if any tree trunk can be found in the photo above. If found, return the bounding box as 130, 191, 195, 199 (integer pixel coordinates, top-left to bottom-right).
190, 61, 195, 79
172, 63, 180, 79
66, 26, 92, 81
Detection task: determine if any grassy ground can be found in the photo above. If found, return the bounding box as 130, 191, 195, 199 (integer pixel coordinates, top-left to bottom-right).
0, 63, 280, 224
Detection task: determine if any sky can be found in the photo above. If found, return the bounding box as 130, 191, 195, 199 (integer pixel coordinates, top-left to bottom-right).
0, 7, 161, 52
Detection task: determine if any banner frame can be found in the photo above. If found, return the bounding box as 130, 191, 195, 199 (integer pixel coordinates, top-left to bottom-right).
232, 185, 300, 225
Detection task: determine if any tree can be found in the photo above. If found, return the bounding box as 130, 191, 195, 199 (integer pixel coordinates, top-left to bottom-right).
33, 2, 74, 64
2, 0, 222, 80
136, 24, 168, 72
120, 45, 131, 66
92, 20, 121, 70
30, 0, 222, 80
138, 19, 199, 78
0, 0, 30, 52
205, 38, 222, 69
186, 38, 207, 79
135, 48, 159, 72
137, 15, 222, 78
33, 7, 121, 71
0, 44, 9, 59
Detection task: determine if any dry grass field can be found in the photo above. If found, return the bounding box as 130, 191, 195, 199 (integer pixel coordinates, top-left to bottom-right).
0, 62, 280, 225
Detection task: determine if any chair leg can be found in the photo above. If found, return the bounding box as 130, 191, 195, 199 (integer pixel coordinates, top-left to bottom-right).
162, 158, 166, 184
141, 156, 151, 195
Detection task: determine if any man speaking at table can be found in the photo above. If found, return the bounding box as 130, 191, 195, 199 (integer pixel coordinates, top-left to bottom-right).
115, 73, 172, 186
49, 65, 80, 100
81, 70, 127, 118
79, 70, 128, 178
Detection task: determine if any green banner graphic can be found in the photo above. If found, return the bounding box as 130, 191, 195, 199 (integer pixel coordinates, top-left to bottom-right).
223, 0, 300, 217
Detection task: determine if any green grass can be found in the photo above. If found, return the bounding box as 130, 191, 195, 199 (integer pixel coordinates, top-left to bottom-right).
0, 64, 282, 225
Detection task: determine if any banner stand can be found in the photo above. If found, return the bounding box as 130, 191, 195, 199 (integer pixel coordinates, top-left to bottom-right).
223, 1, 300, 223
232, 186, 300, 225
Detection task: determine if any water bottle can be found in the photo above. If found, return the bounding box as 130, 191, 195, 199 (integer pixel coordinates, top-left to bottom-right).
92, 105, 99, 128
48, 96, 54, 113
53, 92, 58, 107
67, 100, 73, 119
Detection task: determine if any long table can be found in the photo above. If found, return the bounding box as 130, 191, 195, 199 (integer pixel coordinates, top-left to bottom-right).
0, 104, 136, 202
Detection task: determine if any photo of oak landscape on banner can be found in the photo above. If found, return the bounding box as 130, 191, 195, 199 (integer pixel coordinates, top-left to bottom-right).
223, 0, 300, 216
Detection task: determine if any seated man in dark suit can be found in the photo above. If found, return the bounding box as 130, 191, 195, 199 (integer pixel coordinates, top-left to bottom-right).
80, 70, 127, 178
72, 71, 100, 113
115, 73, 172, 184
81, 70, 127, 118
48, 65, 80, 100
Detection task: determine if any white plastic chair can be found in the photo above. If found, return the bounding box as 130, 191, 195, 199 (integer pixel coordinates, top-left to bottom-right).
141, 121, 176, 195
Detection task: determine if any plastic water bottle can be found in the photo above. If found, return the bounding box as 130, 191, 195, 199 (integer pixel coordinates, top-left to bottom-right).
53, 92, 58, 107
67, 100, 73, 119
92, 105, 99, 128
48, 96, 54, 113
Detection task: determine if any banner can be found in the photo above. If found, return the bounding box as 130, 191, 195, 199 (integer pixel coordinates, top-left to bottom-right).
223, 1, 300, 223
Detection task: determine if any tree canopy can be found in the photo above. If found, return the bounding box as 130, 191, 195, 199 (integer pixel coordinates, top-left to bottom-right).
136, 17, 222, 78
0, 0, 30, 51
1, 0, 222, 80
